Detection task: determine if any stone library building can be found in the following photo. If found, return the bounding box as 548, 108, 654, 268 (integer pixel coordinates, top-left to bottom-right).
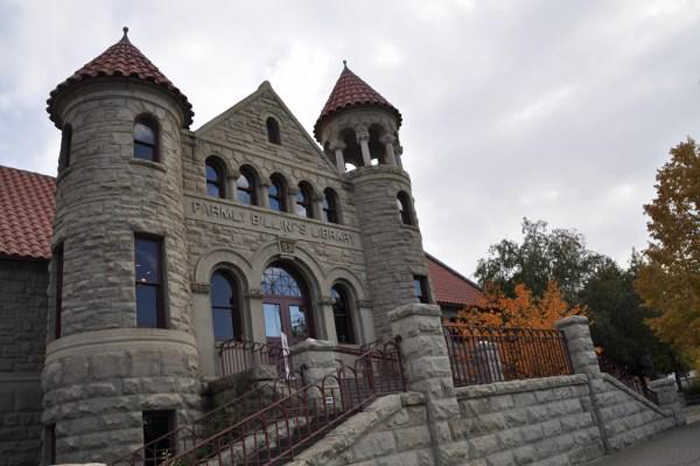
0, 28, 482, 464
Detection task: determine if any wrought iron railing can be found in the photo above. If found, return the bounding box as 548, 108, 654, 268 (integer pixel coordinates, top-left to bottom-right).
163, 338, 404, 465
110, 379, 302, 466
218, 339, 289, 378
598, 354, 658, 405
443, 324, 573, 387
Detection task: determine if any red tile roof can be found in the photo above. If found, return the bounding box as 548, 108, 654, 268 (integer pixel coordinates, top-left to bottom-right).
47, 27, 193, 128
427, 253, 483, 307
0, 166, 55, 260
314, 64, 402, 141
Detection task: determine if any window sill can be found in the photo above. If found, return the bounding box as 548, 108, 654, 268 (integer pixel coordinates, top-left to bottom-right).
129, 158, 167, 173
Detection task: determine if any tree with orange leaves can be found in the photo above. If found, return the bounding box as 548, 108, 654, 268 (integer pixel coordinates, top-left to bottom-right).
455, 280, 583, 329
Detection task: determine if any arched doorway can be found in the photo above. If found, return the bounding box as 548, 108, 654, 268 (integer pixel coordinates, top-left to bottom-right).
261, 263, 314, 346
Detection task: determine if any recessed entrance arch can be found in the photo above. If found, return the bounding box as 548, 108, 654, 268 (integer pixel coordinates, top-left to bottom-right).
261, 262, 315, 346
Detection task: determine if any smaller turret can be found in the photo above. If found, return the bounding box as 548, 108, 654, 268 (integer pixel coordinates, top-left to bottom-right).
315, 62, 403, 173
315, 63, 431, 338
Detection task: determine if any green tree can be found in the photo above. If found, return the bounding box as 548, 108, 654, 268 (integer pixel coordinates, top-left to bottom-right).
636, 138, 700, 371
581, 254, 673, 377
475, 218, 605, 303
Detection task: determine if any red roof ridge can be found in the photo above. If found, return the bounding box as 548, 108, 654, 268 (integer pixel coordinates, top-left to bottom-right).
314, 63, 401, 141
47, 27, 193, 128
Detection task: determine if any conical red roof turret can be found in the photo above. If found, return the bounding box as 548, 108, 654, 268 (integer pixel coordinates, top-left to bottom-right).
47, 27, 193, 128
314, 62, 401, 141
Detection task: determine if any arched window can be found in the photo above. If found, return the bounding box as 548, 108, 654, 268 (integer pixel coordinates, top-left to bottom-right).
332, 285, 355, 344
322, 188, 340, 224
268, 174, 287, 212
210, 271, 239, 341
133, 116, 159, 162
397, 192, 414, 226
60, 124, 72, 169
205, 157, 226, 198
266, 117, 281, 145
237, 167, 257, 206
296, 182, 314, 218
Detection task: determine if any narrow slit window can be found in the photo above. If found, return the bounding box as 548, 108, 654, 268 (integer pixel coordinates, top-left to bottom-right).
135, 235, 165, 328
133, 117, 158, 161
142, 411, 175, 465
296, 183, 313, 218
413, 275, 430, 304
323, 188, 340, 224
206, 158, 226, 198
54, 243, 64, 339
397, 192, 414, 226
237, 169, 257, 206
266, 117, 281, 145
332, 285, 355, 344
268, 175, 286, 212
60, 124, 72, 168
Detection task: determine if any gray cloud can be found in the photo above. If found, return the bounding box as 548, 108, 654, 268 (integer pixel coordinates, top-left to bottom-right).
1, 0, 698, 278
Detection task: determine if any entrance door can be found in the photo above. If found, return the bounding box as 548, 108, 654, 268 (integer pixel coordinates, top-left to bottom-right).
262, 264, 313, 346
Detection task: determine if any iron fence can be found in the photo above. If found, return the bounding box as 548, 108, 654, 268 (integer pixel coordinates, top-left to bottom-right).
218, 339, 289, 378
443, 324, 573, 387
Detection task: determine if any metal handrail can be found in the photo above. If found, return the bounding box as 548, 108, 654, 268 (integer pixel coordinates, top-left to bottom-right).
164, 337, 404, 465
110, 379, 298, 466
598, 354, 658, 405
443, 324, 573, 387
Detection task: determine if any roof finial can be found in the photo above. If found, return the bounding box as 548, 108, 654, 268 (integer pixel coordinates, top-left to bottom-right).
342, 59, 347, 68
121, 26, 130, 42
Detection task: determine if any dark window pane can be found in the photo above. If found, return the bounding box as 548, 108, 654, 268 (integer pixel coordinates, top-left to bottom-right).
135, 239, 160, 284
206, 164, 219, 182
289, 305, 307, 338
207, 183, 221, 198
143, 411, 174, 466
269, 196, 281, 211
211, 273, 233, 307
269, 183, 279, 196
136, 285, 159, 328
267, 118, 281, 145
134, 122, 156, 145
413, 276, 429, 304
134, 142, 156, 161
238, 190, 252, 205
264, 303, 282, 337
212, 308, 234, 340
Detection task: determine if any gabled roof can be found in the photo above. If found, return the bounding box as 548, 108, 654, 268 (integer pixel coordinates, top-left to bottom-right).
47, 27, 193, 128
314, 63, 402, 141
426, 253, 483, 308
0, 166, 55, 260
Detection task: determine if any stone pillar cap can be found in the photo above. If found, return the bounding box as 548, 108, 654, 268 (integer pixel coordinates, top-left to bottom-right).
555, 315, 589, 328
649, 378, 675, 388
389, 303, 442, 322
288, 338, 336, 356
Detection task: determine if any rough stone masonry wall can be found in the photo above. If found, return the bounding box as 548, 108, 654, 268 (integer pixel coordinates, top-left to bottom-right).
349, 167, 430, 339
594, 373, 676, 451
287, 305, 682, 466
453, 375, 604, 466
0, 258, 48, 466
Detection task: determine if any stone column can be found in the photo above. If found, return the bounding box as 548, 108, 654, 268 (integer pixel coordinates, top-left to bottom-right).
288, 186, 299, 215
331, 142, 346, 175
228, 171, 239, 202
649, 378, 686, 426
395, 145, 404, 169
555, 316, 602, 378
312, 194, 324, 222
389, 303, 462, 466
380, 134, 397, 167
556, 315, 610, 453
316, 296, 338, 343
260, 181, 270, 209
289, 339, 340, 407
247, 289, 266, 344
357, 132, 372, 167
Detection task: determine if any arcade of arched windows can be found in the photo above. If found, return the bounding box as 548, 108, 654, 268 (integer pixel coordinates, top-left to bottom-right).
199, 155, 345, 225
324, 122, 401, 174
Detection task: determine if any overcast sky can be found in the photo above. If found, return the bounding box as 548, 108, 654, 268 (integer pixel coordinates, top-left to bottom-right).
2, 0, 699, 279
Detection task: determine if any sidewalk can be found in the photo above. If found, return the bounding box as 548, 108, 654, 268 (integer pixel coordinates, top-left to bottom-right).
588, 406, 700, 466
